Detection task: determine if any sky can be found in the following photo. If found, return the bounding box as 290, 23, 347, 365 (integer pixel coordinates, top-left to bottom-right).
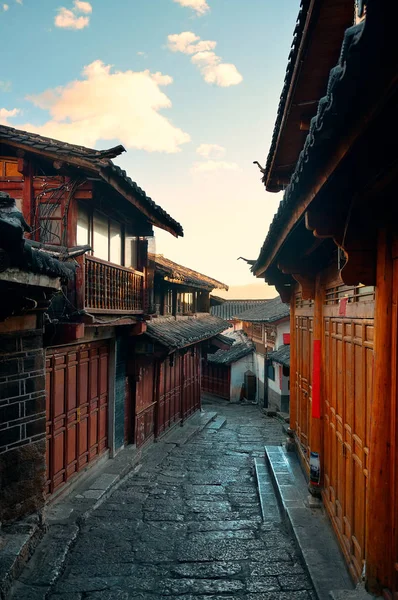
0, 0, 299, 298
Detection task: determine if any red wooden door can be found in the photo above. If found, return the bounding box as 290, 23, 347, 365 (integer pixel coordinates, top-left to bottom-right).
182, 347, 201, 419
134, 357, 155, 448
201, 362, 230, 400
158, 353, 181, 435
45, 341, 109, 496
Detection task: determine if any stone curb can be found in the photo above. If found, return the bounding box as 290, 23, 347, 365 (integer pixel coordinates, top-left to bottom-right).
2, 408, 217, 600
256, 445, 361, 600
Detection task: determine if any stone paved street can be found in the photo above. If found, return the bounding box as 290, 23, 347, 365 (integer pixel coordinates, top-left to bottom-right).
46, 400, 315, 599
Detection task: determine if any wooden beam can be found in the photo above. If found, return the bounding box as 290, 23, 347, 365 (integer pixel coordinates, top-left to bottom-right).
22, 160, 33, 230
291, 273, 315, 300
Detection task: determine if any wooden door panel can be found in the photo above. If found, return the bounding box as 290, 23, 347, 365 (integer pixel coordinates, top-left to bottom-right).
323, 316, 373, 581
46, 341, 109, 497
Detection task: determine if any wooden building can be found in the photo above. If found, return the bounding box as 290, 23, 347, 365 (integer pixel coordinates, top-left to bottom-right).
252, 0, 398, 595
0, 192, 70, 522
128, 255, 229, 447
0, 124, 185, 509
210, 299, 269, 331
202, 331, 255, 402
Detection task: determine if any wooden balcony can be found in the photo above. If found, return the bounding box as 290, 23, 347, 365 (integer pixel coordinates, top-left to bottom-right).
82, 255, 145, 314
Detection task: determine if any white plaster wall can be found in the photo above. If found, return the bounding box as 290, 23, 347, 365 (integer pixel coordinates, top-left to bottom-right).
276, 321, 290, 349
230, 354, 255, 402
268, 361, 282, 395
255, 352, 265, 404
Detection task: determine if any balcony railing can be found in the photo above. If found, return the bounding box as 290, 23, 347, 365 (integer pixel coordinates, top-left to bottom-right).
84, 255, 144, 313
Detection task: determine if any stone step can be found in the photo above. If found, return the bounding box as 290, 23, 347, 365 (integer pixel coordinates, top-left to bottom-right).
276, 411, 290, 423
262, 445, 355, 600
329, 587, 378, 599
206, 416, 227, 430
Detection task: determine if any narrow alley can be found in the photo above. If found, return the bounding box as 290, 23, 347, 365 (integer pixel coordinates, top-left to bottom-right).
19, 400, 314, 600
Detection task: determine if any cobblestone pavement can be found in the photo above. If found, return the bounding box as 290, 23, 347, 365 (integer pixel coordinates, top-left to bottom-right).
47, 400, 315, 600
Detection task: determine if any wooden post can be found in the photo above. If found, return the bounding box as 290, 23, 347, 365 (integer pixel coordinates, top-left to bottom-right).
366, 227, 393, 594
309, 274, 323, 493
21, 160, 33, 231
154, 360, 161, 439
289, 285, 297, 432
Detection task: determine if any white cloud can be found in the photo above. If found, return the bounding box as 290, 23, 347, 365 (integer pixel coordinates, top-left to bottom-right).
191, 160, 239, 173
167, 32, 242, 87
15, 0, 22, 4
137, 51, 148, 58
73, 0, 92, 13
167, 32, 216, 55
0, 80, 12, 92
196, 143, 225, 159
55, 7, 89, 29
55, 1, 92, 29
1, 60, 190, 153
3, 4, 9, 11
173, 0, 209, 16
0, 108, 20, 123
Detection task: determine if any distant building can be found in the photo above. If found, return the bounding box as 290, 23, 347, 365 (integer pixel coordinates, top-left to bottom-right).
237, 297, 290, 408
202, 330, 255, 402
210, 298, 269, 330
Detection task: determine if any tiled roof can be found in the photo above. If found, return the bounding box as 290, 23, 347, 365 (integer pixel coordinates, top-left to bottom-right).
254, 2, 385, 274
23, 243, 74, 280
237, 296, 289, 323
208, 330, 254, 365
153, 255, 228, 291
213, 333, 234, 347
0, 125, 183, 238
262, 0, 310, 187
268, 345, 290, 368
145, 314, 230, 351
211, 300, 268, 321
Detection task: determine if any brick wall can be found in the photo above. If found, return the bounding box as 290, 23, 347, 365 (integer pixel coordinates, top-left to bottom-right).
0, 327, 46, 523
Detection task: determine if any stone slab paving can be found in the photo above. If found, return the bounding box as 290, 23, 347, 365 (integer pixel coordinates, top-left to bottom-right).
12, 399, 316, 600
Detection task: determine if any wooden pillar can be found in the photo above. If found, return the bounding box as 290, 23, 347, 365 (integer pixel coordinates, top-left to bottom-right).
289, 287, 297, 432
154, 360, 161, 439
21, 160, 33, 231
309, 274, 323, 493
366, 227, 393, 594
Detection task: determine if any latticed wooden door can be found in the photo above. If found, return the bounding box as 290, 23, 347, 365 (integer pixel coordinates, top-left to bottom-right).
323, 308, 374, 581
294, 310, 314, 467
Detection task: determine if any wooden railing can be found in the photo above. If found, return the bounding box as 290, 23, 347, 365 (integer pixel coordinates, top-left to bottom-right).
84, 255, 144, 313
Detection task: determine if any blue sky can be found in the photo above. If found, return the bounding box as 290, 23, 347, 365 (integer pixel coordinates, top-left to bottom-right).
1, 0, 299, 295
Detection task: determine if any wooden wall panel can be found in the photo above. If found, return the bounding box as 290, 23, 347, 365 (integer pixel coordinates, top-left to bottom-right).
202, 362, 231, 400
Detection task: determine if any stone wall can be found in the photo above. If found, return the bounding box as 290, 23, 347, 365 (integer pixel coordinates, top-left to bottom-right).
0, 320, 46, 523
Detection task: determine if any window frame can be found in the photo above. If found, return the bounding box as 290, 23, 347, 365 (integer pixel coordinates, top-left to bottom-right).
77, 202, 141, 270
